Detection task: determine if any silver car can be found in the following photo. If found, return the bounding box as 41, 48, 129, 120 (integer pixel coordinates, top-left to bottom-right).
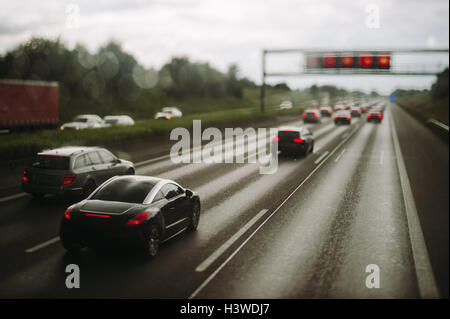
22, 146, 135, 198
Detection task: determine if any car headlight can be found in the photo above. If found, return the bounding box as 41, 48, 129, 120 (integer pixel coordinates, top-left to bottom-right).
60, 125, 65, 130
75, 126, 80, 130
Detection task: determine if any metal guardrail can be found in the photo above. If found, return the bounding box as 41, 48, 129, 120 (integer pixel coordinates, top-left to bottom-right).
428, 118, 449, 132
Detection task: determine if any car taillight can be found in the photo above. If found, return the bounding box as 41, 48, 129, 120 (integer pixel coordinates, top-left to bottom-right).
313, 113, 318, 118
64, 205, 73, 220
126, 212, 151, 226
22, 170, 28, 182
368, 114, 372, 119
378, 115, 382, 119
302, 113, 307, 118
63, 174, 77, 185
85, 213, 110, 218
293, 138, 304, 143
346, 117, 350, 120
334, 116, 338, 120
272, 137, 280, 142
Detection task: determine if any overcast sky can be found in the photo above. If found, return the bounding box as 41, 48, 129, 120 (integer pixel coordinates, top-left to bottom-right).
0, 0, 448, 93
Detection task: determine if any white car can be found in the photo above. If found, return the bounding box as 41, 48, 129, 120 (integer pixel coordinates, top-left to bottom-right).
154, 107, 183, 120
103, 115, 135, 126
280, 101, 293, 109
60, 114, 106, 130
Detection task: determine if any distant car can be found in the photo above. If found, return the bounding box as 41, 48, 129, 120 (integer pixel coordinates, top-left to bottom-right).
333, 104, 346, 112
302, 109, 322, 123
60, 114, 106, 130
280, 101, 293, 110
272, 126, 314, 156
22, 146, 135, 198
59, 175, 201, 258
350, 107, 362, 117
367, 110, 383, 123
104, 115, 135, 126
320, 106, 333, 117
155, 107, 183, 120
334, 110, 352, 125
371, 105, 384, 114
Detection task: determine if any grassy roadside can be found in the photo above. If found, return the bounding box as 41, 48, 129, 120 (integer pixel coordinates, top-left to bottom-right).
396, 92, 449, 126
0, 107, 303, 163
396, 93, 449, 143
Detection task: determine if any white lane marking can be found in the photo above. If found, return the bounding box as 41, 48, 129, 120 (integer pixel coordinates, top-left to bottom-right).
389, 107, 439, 298
189, 121, 363, 299
314, 151, 329, 165
0, 192, 28, 203
334, 148, 346, 162
135, 154, 171, 167
380, 150, 384, 165
195, 209, 268, 272
25, 236, 60, 253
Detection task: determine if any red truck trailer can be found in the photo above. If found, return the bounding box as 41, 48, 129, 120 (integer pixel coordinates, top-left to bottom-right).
0, 79, 59, 131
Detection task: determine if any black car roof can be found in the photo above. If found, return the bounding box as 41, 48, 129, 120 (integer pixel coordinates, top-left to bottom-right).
278, 126, 303, 132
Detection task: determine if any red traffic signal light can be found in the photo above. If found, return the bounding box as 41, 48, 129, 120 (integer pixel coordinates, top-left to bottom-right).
341, 54, 355, 67
322, 55, 336, 68
377, 55, 390, 68
359, 53, 374, 68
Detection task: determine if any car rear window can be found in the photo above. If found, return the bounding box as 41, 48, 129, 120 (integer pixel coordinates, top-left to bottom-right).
91, 178, 157, 203
278, 131, 300, 139
30, 155, 70, 170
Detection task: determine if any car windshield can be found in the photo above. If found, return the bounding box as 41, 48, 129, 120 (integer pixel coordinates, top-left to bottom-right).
30, 155, 70, 170
91, 178, 157, 203
73, 117, 88, 123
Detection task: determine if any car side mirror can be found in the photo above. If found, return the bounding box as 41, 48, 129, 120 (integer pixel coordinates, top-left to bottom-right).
185, 189, 193, 198
115, 158, 122, 164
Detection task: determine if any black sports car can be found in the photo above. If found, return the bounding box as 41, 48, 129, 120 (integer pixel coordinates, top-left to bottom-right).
59, 175, 200, 258
273, 126, 314, 156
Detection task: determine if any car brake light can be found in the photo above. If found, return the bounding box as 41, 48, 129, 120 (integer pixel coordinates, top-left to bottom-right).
313, 113, 318, 118
346, 117, 350, 120
378, 115, 382, 119
334, 116, 338, 120
126, 212, 151, 226
368, 114, 372, 119
302, 113, 307, 118
63, 174, 77, 185
293, 138, 304, 143
272, 137, 280, 142
85, 213, 110, 218
64, 206, 73, 220
22, 170, 28, 182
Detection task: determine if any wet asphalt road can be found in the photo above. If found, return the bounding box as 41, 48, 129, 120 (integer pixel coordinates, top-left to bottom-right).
0, 102, 447, 299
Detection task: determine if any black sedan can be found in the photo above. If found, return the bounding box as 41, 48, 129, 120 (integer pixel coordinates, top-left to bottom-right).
60, 175, 201, 258
334, 110, 352, 125
367, 110, 383, 123
272, 126, 314, 156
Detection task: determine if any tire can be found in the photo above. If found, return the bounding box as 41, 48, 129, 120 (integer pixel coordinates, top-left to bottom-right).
32, 193, 44, 200
60, 230, 82, 255
187, 201, 201, 231
83, 180, 96, 198
126, 168, 135, 175
142, 223, 161, 259
310, 142, 314, 153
